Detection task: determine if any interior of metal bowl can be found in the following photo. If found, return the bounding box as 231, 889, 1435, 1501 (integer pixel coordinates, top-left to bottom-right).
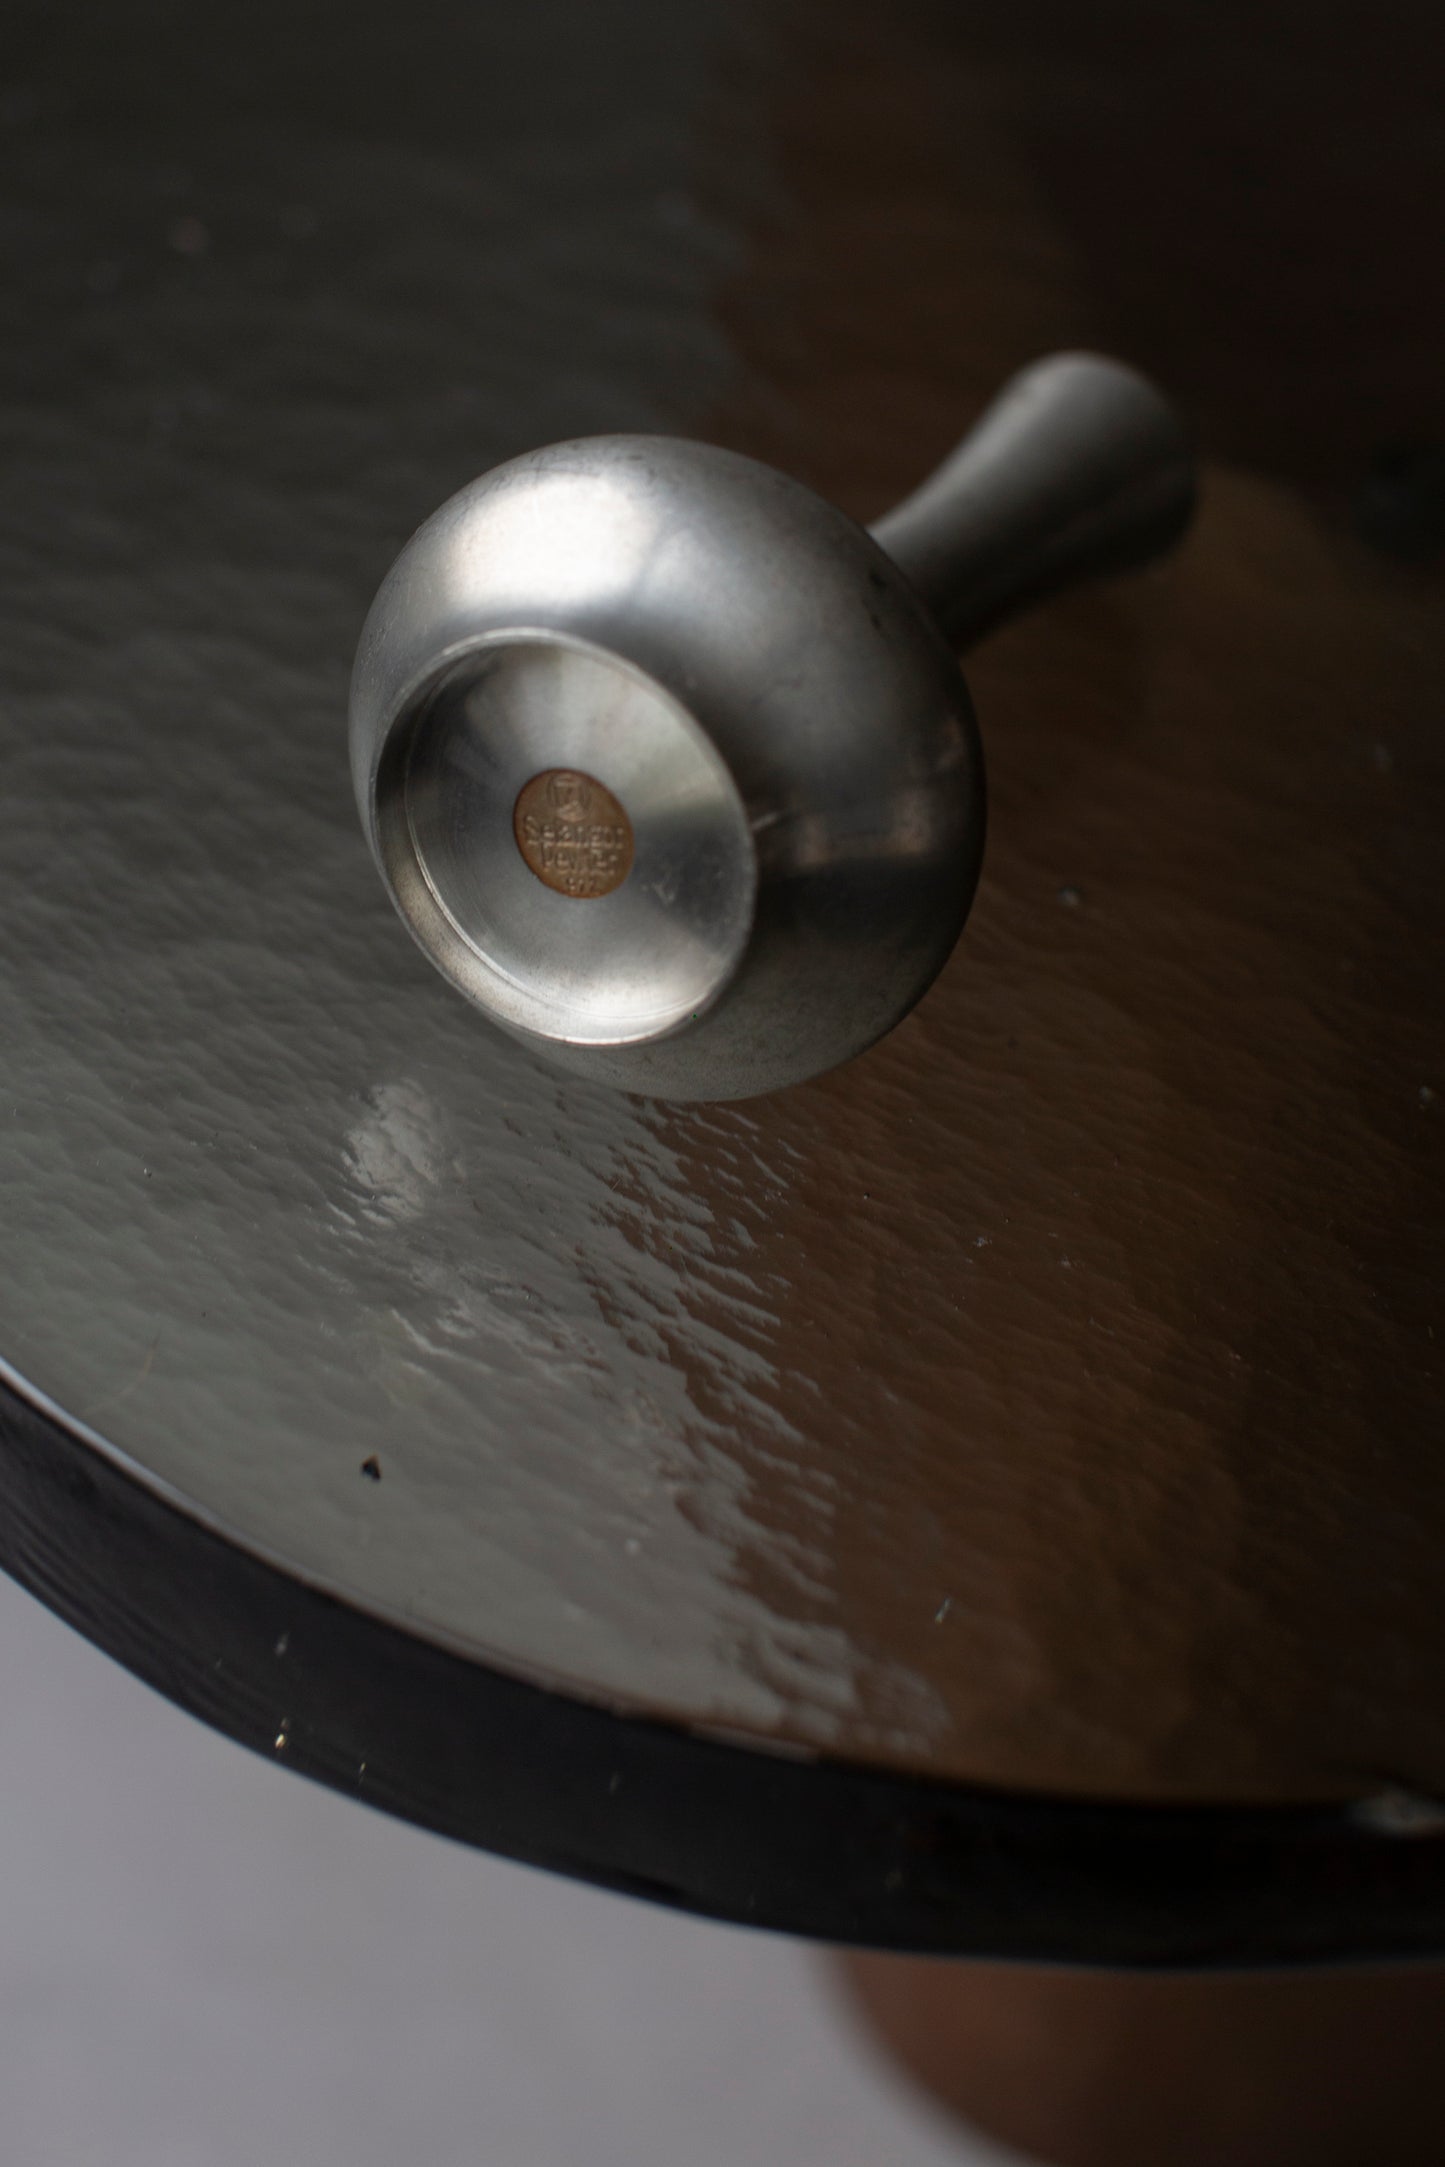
374, 635, 757, 1048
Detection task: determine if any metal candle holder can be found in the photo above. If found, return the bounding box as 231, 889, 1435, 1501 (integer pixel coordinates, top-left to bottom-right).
350, 353, 1194, 1100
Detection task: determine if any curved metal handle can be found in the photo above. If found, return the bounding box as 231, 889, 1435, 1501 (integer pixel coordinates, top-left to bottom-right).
869, 352, 1195, 648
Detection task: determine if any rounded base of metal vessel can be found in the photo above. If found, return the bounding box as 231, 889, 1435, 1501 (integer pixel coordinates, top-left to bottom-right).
350, 435, 986, 1101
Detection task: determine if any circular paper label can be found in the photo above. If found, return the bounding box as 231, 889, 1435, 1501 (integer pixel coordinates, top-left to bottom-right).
512, 769, 635, 900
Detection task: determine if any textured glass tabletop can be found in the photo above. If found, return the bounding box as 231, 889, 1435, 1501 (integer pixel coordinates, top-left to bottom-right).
2, 0, 1443, 1960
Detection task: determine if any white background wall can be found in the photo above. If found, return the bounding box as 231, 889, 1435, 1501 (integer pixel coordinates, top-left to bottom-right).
0, 1573, 1015, 2167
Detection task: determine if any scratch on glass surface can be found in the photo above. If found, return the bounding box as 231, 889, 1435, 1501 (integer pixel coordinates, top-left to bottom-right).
79, 1330, 161, 1422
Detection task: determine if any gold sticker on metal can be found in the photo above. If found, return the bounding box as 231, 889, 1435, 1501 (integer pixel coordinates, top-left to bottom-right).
512, 769, 635, 899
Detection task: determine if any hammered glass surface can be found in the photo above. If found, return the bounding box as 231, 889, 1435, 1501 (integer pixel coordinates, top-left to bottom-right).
0, 2, 925, 1748
3, 0, 1443, 1814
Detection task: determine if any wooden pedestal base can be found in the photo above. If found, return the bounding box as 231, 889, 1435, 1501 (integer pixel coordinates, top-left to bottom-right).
835, 1953, 1445, 2167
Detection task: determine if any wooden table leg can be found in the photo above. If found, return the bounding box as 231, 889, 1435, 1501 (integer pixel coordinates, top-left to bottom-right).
834, 1951, 1445, 2167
